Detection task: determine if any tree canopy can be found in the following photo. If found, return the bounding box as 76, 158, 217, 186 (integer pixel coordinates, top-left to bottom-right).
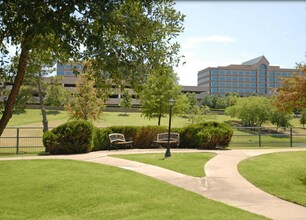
139, 66, 182, 125
274, 65, 306, 111
0, 0, 185, 135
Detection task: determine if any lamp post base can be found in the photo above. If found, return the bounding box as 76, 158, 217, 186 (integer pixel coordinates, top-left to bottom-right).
165, 148, 171, 157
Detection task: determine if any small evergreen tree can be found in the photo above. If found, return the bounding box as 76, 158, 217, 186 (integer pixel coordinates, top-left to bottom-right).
300, 109, 306, 128
65, 74, 104, 122
120, 90, 132, 116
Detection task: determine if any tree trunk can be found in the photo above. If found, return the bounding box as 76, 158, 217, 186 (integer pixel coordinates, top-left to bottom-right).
158, 113, 161, 126
37, 75, 48, 132
0, 46, 29, 136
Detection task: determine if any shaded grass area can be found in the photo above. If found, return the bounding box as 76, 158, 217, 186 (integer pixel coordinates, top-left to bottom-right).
238, 151, 306, 207
0, 159, 267, 220
112, 153, 216, 177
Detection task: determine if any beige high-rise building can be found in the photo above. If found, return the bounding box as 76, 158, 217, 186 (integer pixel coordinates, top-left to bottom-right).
198, 56, 300, 96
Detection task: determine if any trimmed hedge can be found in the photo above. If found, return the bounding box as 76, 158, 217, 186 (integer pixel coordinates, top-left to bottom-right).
180, 122, 233, 149
93, 122, 233, 150
43, 121, 233, 153
43, 120, 94, 154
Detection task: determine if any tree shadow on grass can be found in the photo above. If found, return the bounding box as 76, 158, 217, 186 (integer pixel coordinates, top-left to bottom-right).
118, 113, 129, 117
46, 110, 61, 115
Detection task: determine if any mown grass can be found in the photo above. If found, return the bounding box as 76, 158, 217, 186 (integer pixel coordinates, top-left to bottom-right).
112, 153, 216, 177
0, 159, 267, 220
6, 109, 235, 128
3, 109, 306, 150
238, 151, 306, 207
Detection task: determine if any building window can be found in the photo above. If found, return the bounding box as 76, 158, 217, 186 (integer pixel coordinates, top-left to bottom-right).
57, 64, 64, 69
211, 88, 218, 93
211, 69, 218, 75
211, 76, 218, 81
66, 71, 73, 75
211, 82, 218, 86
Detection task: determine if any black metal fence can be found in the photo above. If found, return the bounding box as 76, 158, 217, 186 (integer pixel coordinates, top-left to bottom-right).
230, 126, 306, 147
0, 126, 305, 155
0, 127, 46, 154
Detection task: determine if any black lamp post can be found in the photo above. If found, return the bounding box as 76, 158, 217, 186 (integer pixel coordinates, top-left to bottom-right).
165, 99, 174, 157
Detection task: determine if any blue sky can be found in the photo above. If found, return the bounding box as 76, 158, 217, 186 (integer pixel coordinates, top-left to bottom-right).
173, 1, 306, 85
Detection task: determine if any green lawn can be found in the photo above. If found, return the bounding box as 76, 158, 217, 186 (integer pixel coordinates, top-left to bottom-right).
6, 109, 192, 128
6, 109, 236, 128
0, 159, 267, 220
112, 153, 215, 177
4, 109, 306, 150
238, 151, 306, 207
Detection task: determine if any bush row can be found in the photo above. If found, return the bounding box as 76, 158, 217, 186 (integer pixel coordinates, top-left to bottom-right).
43, 120, 233, 154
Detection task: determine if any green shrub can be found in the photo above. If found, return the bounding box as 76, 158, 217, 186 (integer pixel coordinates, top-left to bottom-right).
108, 126, 139, 141
43, 120, 94, 154
180, 124, 203, 148
134, 126, 167, 148
180, 122, 233, 149
92, 127, 113, 151
90, 122, 233, 151
42, 131, 59, 153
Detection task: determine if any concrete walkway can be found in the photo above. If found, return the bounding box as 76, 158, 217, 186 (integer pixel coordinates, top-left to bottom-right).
2, 148, 306, 220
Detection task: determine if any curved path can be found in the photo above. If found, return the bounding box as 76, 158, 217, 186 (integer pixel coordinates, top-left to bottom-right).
2, 148, 306, 220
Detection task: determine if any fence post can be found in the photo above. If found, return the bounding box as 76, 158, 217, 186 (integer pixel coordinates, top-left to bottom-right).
258, 127, 262, 147
16, 128, 19, 154
290, 127, 293, 147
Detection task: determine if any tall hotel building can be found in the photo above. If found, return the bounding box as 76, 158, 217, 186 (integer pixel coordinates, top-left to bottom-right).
197, 56, 300, 96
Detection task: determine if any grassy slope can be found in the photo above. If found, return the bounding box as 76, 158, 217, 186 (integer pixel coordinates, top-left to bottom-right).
0, 160, 267, 220
238, 151, 306, 207
112, 153, 216, 177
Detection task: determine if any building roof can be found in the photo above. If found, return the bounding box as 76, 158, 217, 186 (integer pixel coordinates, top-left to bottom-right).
242, 56, 268, 65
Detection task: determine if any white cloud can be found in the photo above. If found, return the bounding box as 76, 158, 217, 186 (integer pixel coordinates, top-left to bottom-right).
183, 35, 235, 49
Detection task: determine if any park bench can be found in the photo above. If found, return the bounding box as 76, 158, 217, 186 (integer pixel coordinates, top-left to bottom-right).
154, 132, 180, 148
108, 133, 133, 151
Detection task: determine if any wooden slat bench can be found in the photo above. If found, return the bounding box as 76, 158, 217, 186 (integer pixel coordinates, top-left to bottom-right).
108, 133, 133, 151
154, 132, 180, 148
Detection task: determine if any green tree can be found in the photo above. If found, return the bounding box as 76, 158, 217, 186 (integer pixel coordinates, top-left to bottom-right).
140, 67, 182, 126
270, 107, 292, 132
120, 90, 132, 116
65, 74, 104, 122
44, 76, 70, 107
0, 0, 185, 136
202, 96, 213, 108
300, 109, 306, 128
225, 96, 271, 127
185, 92, 202, 124
215, 97, 227, 109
